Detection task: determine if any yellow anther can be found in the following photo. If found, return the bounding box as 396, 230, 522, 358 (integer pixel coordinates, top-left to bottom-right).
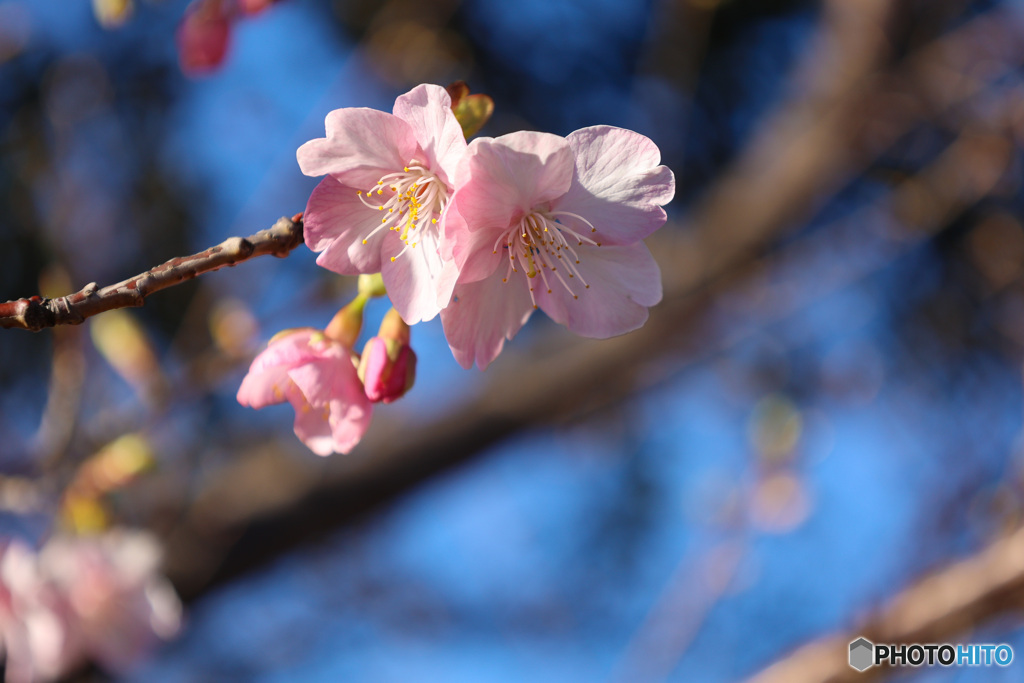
502, 278, 507, 283
357, 190, 362, 195
377, 189, 383, 195
432, 218, 437, 224
377, 180, 383, 185
379, 206, 384, 211
404, 167, 409, 172
391, 256, 397, 262
382, 218, 387, 223
362, 239, 368, 244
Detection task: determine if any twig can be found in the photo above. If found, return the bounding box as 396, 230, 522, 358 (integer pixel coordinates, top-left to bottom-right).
0, 215, 304, 332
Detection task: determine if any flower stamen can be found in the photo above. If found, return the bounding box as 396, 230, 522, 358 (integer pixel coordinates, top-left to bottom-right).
355, 160, 448, 261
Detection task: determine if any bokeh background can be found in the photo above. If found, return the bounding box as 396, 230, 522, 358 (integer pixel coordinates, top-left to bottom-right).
3, 0, 1024, 680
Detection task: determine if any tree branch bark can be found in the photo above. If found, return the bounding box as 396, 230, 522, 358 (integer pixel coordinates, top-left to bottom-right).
0, 215, 304, 332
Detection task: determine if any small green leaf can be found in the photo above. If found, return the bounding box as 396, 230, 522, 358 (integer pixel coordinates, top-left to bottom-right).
453, 93, 494, 140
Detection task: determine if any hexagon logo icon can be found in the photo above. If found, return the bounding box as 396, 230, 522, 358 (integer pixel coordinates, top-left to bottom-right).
849, 637, 874, 671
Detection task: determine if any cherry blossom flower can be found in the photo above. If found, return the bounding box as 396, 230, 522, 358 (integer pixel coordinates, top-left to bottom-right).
441, 126, 675, 370
0, 531, 181, 683
236, 328, 372, 456
297, 84, 466, 324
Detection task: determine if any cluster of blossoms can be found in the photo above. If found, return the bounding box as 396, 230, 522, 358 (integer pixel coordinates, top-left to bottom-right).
0, 531, 181, 682
239, 83, 674, 455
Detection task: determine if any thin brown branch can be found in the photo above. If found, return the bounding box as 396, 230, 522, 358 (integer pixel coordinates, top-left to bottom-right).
746, 523, 1024, 683
0, 215, 304, 332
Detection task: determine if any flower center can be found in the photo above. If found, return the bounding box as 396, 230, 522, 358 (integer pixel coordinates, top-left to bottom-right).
494, 209, 601, 308
356, 162, 449, 262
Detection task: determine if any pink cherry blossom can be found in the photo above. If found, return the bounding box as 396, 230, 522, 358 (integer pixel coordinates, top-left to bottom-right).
237, 328, 372, 456
0, 531, 181, 683
440, 126, 675, 370
297, 84, 466, 325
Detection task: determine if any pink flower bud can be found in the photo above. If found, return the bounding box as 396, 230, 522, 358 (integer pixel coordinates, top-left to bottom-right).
358, 309, 416, 404
176, 0, 231, 76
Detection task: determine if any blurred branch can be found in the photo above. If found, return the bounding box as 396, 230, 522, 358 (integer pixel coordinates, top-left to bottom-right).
0, 216, 304, 332
746, 523, 1024, 683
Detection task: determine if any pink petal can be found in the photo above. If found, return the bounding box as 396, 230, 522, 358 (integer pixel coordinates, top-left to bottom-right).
392, 84, 467, 185
442, 198, 502, 285
380, 227, 457, 324
538, 241, 662, 338
235, 330, 317, 408
441, 269, 536, 370
296, 108, 420, 190
286, 345, 352, 407
327, 399, 372, 453
288, 347, 372, 455
304, 177, 394, 274
555, 126, 675, 245
453, 132, 574, 235
286, 387, 336, 457
236, 366, 290, 409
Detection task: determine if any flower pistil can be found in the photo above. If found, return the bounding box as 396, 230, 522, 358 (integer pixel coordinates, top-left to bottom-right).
494, 209, 601, 307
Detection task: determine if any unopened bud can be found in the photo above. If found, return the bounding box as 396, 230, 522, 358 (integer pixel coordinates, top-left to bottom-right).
357, 309, 415, 403
323, 296, 365, 348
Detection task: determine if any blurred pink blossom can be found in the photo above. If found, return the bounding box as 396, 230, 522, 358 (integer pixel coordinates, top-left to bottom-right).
440, 126, 675, 369
176, 0, 231, 75
236, 0, 274, 16
237, 328, 373, 455
297, 84, 466, 324
0, 531, 181, 682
